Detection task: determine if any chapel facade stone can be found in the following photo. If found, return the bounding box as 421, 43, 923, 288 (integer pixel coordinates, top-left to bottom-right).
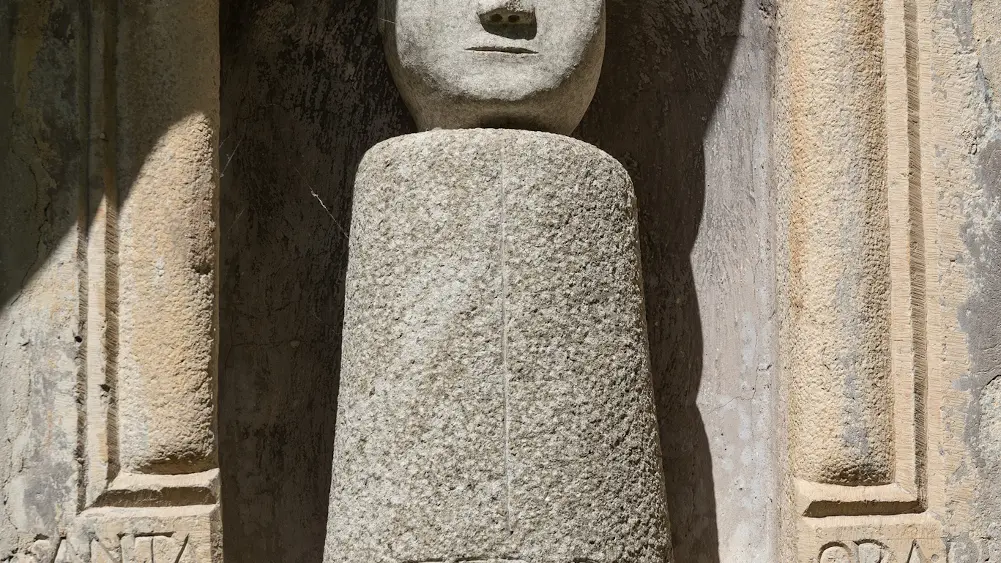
2, 0, 999, 561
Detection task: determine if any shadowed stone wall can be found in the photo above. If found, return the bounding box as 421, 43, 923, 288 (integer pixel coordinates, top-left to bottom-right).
1, 0, 87, 556
218, 3, 409, 562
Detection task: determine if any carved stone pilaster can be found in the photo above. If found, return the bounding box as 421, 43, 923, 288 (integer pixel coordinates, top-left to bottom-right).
777, 0, 944, 558
71, 0, 222, 560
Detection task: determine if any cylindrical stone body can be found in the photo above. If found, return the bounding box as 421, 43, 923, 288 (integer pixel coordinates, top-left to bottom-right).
785, 0, 893, 485
325, 130, 671, 563
116, 0, 220, 475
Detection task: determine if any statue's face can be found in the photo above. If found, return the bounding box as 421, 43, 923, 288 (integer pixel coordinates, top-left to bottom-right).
379, 0, 606, 134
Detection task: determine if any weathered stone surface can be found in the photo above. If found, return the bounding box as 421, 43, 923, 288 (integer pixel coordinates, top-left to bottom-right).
774, 0, 928, 555
773, 0, 1001, 558
1, 0, 88, 558
67, 505, 221, 563
379, 0, 605, 134
1, 0, 223, 560
325, 130, 671, 563
782, 0, 893, 487
115, 0, 220, 477
953, 0, 1001, 556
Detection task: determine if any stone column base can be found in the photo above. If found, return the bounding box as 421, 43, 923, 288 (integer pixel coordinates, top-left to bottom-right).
326, 129, 671, 563
53, 505, 221, 563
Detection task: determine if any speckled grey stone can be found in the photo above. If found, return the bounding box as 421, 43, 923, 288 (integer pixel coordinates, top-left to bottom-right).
324, 129, 672, 563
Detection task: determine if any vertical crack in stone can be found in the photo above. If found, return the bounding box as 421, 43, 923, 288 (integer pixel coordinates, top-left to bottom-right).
500, 144, 513, 531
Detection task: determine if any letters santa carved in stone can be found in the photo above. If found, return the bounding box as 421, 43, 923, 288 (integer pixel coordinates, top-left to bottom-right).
377, 0, 605, 134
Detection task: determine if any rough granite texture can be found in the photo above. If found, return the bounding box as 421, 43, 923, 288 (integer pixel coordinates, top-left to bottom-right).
325, 130, 671, 563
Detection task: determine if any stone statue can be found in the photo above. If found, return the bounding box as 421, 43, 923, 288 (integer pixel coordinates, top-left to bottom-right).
324, 2, 672, 562
377, 0, 606, 134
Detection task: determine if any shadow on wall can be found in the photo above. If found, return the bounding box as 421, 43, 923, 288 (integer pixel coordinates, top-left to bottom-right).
224, 0, 741, 561
0, 0, 90, 314
218, 1, 412, 562
579, 0, 743, 560
1, 0, 220, 317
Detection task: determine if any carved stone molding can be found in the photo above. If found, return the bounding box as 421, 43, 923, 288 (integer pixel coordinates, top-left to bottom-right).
779, 0, 940, 556
785, 0, 924, 504
73, 0, 222, 559
800, 515, 944, 563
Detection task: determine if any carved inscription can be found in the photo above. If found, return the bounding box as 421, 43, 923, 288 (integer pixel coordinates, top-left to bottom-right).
89, 534, 191, 563
818, 540, 933, 563
906, 543, 925, 563
8, 538, 83, 563
856, 542, 890, 563
1, 538, 88, 563
819, 545, 852, 563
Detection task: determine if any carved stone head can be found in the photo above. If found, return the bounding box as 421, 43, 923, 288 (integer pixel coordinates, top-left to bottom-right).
378, 0, 606, 135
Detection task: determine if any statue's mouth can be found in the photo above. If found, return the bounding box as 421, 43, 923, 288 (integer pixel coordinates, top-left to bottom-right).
467, 46, 538, 55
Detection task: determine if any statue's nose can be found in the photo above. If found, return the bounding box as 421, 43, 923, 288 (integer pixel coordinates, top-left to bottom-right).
477, 0, 536, 26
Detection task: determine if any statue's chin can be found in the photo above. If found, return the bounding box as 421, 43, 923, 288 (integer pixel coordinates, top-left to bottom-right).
409, 94, 585, 134
390, 47, 598, 134
429, 57, 567, 102
447, 81, 555, 105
